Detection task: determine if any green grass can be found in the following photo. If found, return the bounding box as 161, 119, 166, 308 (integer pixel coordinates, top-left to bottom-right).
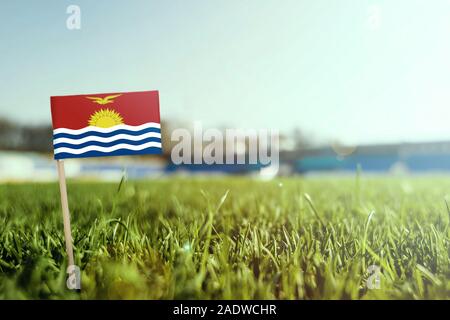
0, 177, 449, 299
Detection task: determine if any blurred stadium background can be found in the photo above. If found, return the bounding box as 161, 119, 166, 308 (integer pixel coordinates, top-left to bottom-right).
3, 116, 450, 181
3, 1, 450, 181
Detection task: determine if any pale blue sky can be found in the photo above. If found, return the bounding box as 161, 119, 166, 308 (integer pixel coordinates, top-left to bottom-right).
1, 0, 450, 144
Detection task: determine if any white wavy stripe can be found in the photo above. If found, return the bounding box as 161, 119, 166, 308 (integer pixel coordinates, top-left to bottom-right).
54, 141, 162, 155
53, 131, 161, 145
53, 122, 160, 135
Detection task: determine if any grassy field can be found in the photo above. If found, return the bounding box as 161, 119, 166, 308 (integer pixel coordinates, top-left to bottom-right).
0, 177, 449, 299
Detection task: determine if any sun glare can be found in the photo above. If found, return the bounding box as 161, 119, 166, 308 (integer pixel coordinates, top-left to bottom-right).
88, 109, 124, 128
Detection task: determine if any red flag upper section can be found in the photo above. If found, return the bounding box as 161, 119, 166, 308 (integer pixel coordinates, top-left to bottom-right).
50, 91, 160, 129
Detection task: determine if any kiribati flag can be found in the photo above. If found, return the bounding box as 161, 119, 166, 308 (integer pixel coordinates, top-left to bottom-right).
50, 91, 162, 160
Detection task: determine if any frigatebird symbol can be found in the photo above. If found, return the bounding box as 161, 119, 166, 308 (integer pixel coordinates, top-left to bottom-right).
86, 94, 122, 105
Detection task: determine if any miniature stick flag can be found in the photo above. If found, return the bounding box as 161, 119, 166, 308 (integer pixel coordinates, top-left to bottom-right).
50, 91, 162, 274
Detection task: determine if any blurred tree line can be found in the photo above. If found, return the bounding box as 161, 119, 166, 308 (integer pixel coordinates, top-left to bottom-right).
0, 118, 174, 155
0, 117, 314, 155
0, 118, 53, 152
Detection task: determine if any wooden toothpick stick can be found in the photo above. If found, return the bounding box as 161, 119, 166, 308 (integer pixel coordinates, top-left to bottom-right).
56, 160, 75, 266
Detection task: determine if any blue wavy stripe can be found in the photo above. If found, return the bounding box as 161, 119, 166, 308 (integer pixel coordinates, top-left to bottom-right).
53, 137, 161, 149
54, 147, 162, 160
53, 127, 161, 140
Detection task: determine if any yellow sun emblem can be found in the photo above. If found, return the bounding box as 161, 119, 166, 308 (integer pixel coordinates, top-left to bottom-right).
88, 109, 124, 128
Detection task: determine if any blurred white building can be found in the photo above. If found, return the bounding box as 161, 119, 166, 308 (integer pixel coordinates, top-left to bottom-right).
0, 151, 166, 182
